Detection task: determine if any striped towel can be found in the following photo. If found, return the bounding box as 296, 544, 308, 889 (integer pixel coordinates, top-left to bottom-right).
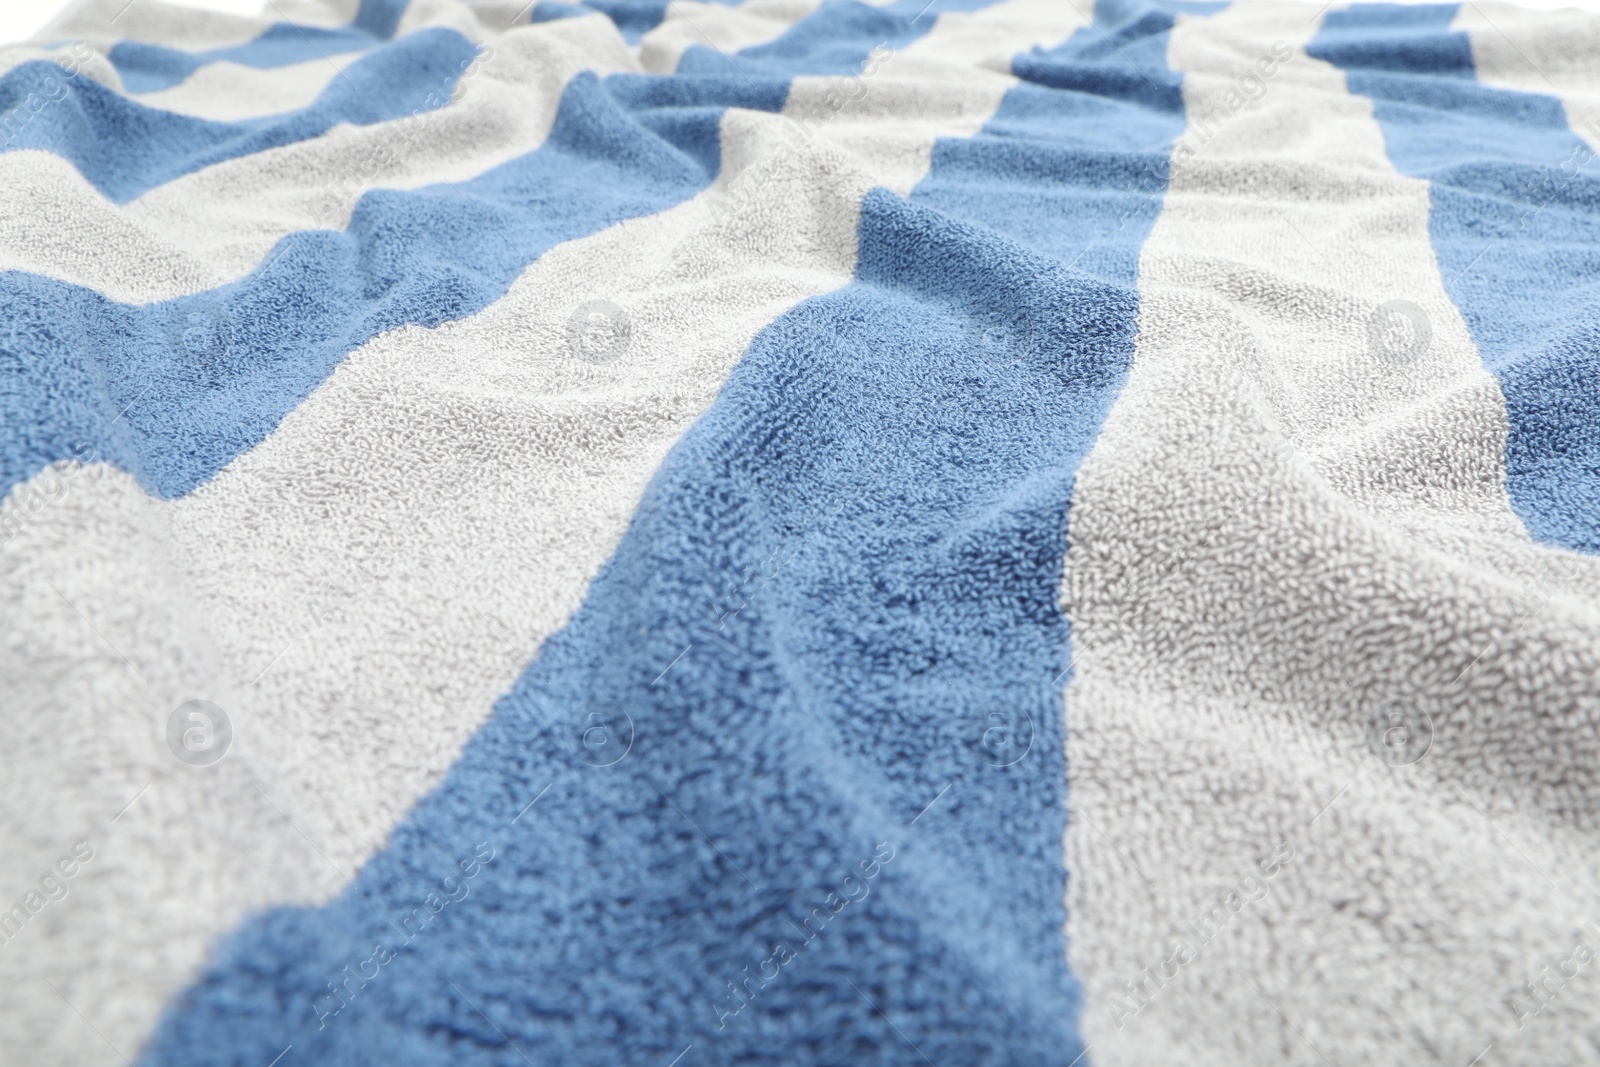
2, 0, 1598, 1064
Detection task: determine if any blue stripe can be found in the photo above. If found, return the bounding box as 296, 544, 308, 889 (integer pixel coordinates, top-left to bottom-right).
109, 0, 413, 94
0, 73, 783, 504
916, 0, 1221, 276
677, 0, 1001, 78
530, 0, 741, 45
1306, 1, 1471, 79
3, 28, 480, 202
110, 26, 378, 95
1311, 3, 1600, 554
137, 3, 1206, 1064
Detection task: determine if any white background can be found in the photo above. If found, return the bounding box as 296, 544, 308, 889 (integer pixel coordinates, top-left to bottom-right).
2, 0, 267, 45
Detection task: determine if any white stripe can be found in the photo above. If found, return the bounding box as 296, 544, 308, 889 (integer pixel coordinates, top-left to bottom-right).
0, 6, 1081, 1062
1063, 4, 1600, 1066
0, 14, 636, 302
783, 0, 1089, 195
45, 0, 358, 51
132, 49, 366, 119
1454, 0, 1600, 153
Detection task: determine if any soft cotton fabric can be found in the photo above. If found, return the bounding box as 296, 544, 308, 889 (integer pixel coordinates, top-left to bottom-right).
2, 1, 1598, 1066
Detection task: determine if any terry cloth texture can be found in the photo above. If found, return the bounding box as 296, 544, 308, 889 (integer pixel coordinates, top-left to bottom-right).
1, 0, 1598, 1066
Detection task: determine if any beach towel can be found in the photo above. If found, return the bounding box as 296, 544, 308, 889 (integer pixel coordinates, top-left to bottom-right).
2, 0, 1599, 1064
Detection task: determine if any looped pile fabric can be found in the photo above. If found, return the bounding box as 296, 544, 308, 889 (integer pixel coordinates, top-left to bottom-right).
1, 0, 1598, 1064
